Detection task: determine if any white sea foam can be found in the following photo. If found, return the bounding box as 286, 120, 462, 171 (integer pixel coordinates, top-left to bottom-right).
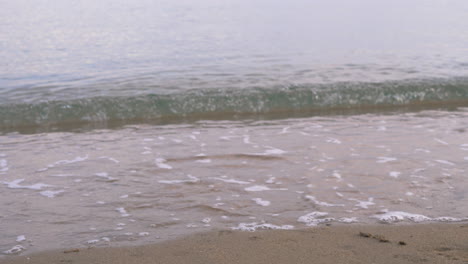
338, 217, 358, 223
212, 177, 250, 185
94, 172, 117, 181
139, 232, 150, 236
389, 171, 401, 178
196, 159, 212, 163
326, 138, 342, 144
373, 211, 431, 223
377, 157, 397, 163
232, 222, 294, 232
245, 185, 271, 191
434, 160, 455, 166
414, 148, 431, 153
155, 158, 172, 169
159, 174, 199, 184
98, 156, 120, 163
49, 174, 75, 177
263, 147, 286, 155
349, 198, 375, 209
2, 179, 50, 190
3, 245, 25, 255
297, 212, 333, 226
0, 159, 8, 172
265, 177, 276, 184
39, 190, 64, 198
116, 207, 130, 217
252, 198, 271, 206
44, 155, 89, 170
87, 239, 99, 244
331, 171, 342, 180
16, 235, 26, 242
371, 211, 465, 223
252, 147, 286, 156
434, 138, 449, 145
305, 195, 344, 207
244, 185, 287, 192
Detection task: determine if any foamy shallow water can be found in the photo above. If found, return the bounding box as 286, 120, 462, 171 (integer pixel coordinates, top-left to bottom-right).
1, 109, 468, 256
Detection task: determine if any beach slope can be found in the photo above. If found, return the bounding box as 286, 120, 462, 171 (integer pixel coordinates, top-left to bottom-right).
3, 224, 468, 264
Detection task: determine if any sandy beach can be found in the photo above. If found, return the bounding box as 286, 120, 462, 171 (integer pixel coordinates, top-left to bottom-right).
3, 223, 468, 264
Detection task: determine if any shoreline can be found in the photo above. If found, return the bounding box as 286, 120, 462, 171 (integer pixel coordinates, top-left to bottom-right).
3, 223, 468, 264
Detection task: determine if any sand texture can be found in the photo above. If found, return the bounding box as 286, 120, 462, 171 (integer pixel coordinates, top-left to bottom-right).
3, 224, 468, 264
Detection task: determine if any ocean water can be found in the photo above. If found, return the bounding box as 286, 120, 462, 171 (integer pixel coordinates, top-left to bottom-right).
1, 0, 468, 256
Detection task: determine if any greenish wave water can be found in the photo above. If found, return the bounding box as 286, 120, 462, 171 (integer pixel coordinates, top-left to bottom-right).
1, 78, 468, 132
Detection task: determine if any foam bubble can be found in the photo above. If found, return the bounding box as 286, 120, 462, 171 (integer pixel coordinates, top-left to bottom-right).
116, 207, 130, 217
434, 160, 455, 166
44, 155, 89, 170
326, 138, 342, 144
2, 179, 50, 190
3, 245, 25, 255
331, 171, 342, 180
98, 156, 120, 163
252, 198, 271, 206
263, 147, 286, 155
232, 222, 294, 232
265, 177, 276, 184
49, 174, 75, 177
94, 172, 117, 181
349, 198, 375, 209
87, 239, 99, 244
39, 190, 65, 198
377, 157, 397, 163
245, 185, 270, 191
244, 185, 287, 192
434, 138, 449, 145
159, 174, 199, 184
252, 147, 287, 156
305, 195, 344, 207
338, 217, 358, 223
373, 211, 428, 223
0, 159, 8, 172
155, 158, 172, 169
213, 177, 250, 185
297, 212, 333, 226
196, 159, 212, 163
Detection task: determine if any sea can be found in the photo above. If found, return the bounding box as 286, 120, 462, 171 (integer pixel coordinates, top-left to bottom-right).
1, 0, 468, 256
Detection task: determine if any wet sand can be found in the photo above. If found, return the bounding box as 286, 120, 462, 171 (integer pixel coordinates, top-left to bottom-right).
3, 224, 468, 264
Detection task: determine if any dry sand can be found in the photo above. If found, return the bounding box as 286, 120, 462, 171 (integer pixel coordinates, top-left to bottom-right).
3, 224, 468, 264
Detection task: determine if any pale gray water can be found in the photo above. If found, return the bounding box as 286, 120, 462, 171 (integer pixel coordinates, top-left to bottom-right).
1, 0, 468, 104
